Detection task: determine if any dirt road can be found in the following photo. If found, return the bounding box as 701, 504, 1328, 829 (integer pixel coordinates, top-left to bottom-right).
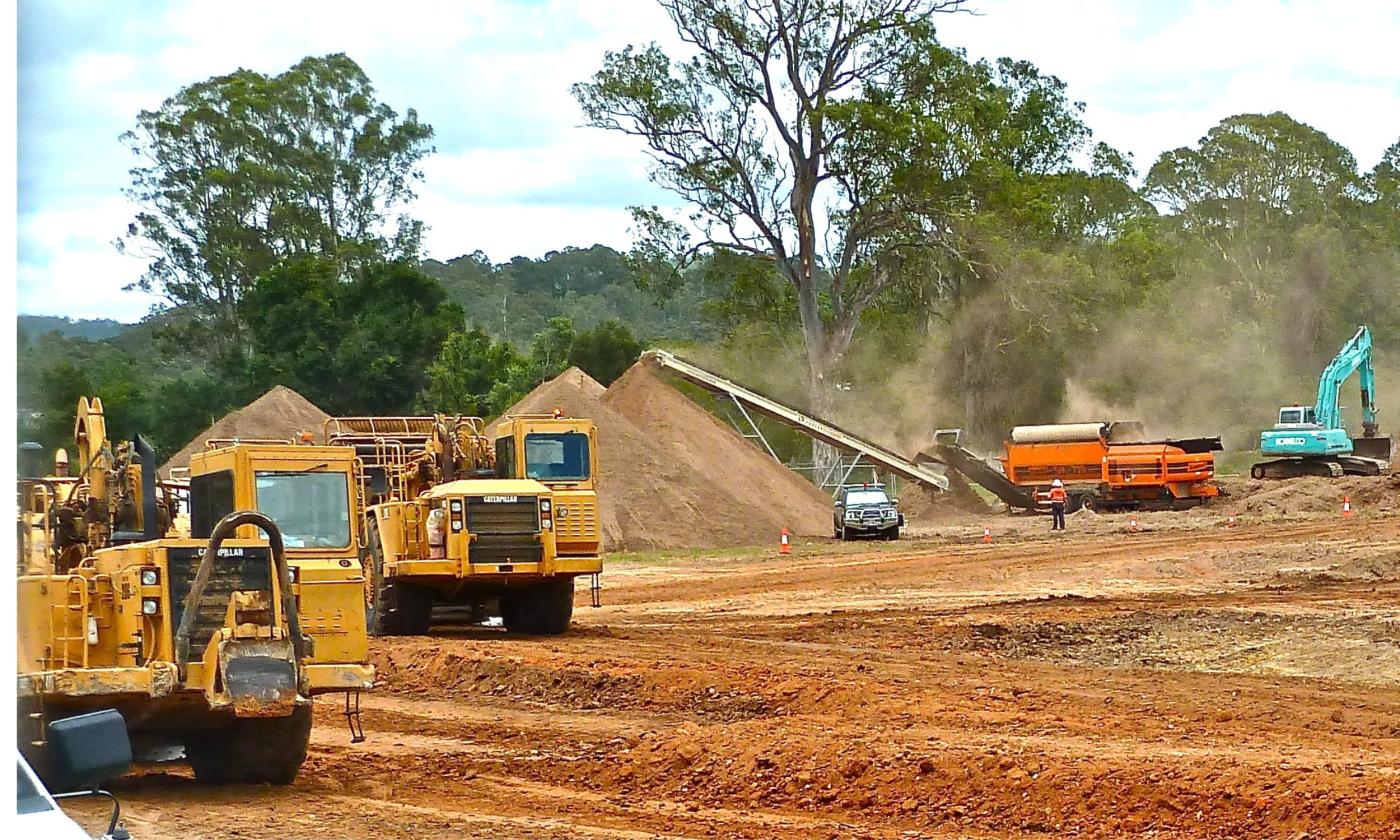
73, 514, 1400, 839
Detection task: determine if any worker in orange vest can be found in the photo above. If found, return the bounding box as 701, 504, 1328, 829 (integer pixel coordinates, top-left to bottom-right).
1048, 478, 1067, 531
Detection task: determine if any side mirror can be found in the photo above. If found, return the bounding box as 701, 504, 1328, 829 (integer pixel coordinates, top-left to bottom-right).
833, 500, 843, 508
891, 499, 900, 506
46, 710, 132, 792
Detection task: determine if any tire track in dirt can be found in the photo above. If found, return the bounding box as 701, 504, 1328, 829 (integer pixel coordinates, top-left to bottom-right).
93, 516, 1400, 839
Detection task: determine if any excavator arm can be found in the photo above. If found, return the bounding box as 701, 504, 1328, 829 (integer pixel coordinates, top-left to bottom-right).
1313, 326, 1379, 433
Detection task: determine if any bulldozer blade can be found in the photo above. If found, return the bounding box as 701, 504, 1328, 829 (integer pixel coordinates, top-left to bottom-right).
1352, 436, 1393, 462
219, 639, 301, 717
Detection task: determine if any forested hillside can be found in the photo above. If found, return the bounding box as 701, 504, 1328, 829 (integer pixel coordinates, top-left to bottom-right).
18, 316, 130, 342
17, 20, 1400, 465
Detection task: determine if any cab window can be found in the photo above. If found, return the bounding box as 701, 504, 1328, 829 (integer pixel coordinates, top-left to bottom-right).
254, 471, 351, 548
524, 432, 590, 481
495, 435, 517, 479
190, 469, 235, 538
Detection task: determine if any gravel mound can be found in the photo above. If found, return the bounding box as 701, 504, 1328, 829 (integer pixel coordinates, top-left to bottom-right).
162, 385, 329, 476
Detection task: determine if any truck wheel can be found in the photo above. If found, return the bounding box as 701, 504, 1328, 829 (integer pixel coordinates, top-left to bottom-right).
185, 705, 312, 785
365, 522, 433, 636
839, 526, 850, 541
1078, 495, 1097, 512
885, 526, 900, 541
1250, 464, 1266, 480
502, 578, 574, 635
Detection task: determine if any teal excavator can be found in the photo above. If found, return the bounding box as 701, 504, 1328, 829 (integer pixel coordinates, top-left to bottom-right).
1251, 326, 1392, 479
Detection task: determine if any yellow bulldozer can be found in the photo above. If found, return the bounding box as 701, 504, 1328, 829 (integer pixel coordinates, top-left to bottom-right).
17, 397, 373, 785
322, 412, 602, 635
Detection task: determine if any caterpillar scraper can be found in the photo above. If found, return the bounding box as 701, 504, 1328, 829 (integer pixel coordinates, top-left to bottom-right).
322, 412, 602, 636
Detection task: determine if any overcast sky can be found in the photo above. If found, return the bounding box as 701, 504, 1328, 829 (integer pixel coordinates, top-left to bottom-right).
17, 0, 1400, 321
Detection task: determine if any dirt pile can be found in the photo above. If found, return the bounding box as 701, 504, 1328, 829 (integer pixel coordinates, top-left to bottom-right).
161, 385, 330, 476
1215, 473, 1400, 517
490, 366, 833, 550
602, 364, 831, 536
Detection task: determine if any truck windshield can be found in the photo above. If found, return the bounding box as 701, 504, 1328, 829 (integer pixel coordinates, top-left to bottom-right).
845, 490, 889, 506
254, 471, 351, 548
524, 433, 590, 481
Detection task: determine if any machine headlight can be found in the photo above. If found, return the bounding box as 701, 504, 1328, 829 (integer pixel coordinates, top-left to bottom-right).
542, 517, 553, 530
141, 598, 159, 616
883, 510, 896, 519
556, 505, 568, 520
141, 568, 159, 586
539, 500, 551, 513
845, 511, 860, 521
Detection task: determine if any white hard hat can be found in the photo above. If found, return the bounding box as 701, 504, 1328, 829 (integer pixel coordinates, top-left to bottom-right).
1052, 479, 1063, 487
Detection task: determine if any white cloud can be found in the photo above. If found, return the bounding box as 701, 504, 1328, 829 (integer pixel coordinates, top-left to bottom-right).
18, 197, 163, 320
937, 0, 1400, 171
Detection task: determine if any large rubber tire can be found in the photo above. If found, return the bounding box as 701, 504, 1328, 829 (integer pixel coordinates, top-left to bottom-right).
186, 705, 312, 785
364, 522, 433, 636
501, 578, 575, 635
1250, 464, 1267, 480
884, 526, 900, 541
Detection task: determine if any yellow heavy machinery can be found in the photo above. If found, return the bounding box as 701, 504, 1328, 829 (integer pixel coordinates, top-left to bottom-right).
323, 413, 602, 636
17, 398, 372, 785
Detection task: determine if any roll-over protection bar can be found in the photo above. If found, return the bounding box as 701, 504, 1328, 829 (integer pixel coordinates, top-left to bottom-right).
173, 510, 311, 667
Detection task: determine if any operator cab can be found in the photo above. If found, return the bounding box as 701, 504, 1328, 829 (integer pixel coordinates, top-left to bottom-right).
492, 415, 601, 560
1276, 405, 1318, 428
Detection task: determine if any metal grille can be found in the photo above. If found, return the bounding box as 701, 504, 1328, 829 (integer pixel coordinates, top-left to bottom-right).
465, 496, 539, 535
167, 546, 273, 652
557, 498, 598, 541
468, 535, 544, 566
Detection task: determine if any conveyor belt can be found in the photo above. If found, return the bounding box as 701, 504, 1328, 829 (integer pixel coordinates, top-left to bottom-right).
641, 350, 948, 492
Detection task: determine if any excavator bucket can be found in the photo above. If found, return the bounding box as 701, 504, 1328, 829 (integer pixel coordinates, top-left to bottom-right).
1352, 436, 1393, 463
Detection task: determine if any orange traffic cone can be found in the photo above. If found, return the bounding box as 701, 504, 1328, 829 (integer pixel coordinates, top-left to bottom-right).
1342, 496, 1352, 518
779, 527, 791, 555
1128, 514, 1139, 533
981, 526, 992, 544
1227, 512, 1237, 528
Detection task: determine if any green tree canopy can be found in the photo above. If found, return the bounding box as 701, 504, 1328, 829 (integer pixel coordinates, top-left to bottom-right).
241, 258, 463, 413
119, 53, 434, 357
568, 320, 644, 385
1145, 112, 1364, 230
420, 329, 532, 418
574, 0, 975, 432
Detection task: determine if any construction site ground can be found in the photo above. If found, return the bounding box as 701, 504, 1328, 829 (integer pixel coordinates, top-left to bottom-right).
68, 506, 1400, 839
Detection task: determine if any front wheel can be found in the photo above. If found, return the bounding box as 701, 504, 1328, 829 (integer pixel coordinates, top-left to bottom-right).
502, 578, 575, 635
884, 526, 900, 541
364, 522, 432, 636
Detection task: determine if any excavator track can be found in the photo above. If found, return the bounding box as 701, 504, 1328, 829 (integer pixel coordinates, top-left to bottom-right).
1249, 456, 1388, 480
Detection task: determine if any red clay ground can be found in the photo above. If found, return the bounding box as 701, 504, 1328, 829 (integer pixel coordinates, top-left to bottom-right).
66, 510, 1400, 839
